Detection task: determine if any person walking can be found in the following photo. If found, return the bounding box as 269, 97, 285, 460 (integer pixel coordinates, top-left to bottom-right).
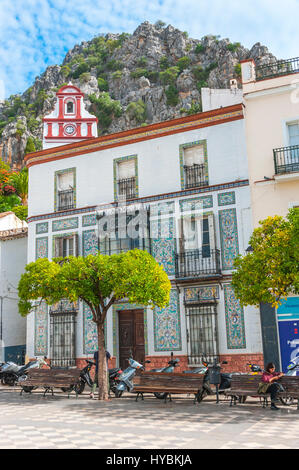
90, 350, 111, 399
259, 362, 284, 410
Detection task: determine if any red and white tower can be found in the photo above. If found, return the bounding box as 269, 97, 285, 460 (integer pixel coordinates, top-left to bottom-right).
42, 84, 98, 149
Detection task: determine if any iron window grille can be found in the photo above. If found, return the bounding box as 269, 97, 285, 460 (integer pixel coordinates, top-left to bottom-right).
175, 249, 221, 279
184, 164, 207, 189
256, 57, 299, 81
185, 303, 219, 366
49, 306, 77, 369
273, 145, 299, 175
117, 177, 137, 201
57, 189, 74, 211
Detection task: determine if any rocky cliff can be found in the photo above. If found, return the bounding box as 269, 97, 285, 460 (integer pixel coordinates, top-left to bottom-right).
0, 21, 277, 168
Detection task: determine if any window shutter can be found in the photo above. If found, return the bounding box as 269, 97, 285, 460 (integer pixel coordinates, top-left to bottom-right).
54, 237, 63, 257
73, 234, 79, 257
118, 160, 135, 179
207, 214, 216, 251
184, 145, 204, 166
57, 171, 73, 191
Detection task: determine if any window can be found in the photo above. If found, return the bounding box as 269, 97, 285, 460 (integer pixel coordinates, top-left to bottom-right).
176, 214, 220, 278
186, 304, 219, 365
55, 169, 75, 211
288, 122, 299, 146
116, 158, 137, 200
98, 211, 150, 255
54, 234, 78, 257
50, 310, 77, 368
183, 144, 207, 189
65, 100, 75, 114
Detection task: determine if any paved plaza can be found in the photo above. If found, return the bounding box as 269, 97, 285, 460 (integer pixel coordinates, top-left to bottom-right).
0, 385, 298, 449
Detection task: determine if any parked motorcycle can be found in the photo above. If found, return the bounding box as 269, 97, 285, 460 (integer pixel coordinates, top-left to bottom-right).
150, 352, 180, 399
114, 357, 151, 398
184, 359, 239, 402
1, 357, 49, 387
61, 360, 123, 395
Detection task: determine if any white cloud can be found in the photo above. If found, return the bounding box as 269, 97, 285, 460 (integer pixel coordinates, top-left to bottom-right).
0, 0, 298, 97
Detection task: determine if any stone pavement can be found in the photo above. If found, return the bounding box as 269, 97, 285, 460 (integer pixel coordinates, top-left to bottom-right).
0, 385, 298, 449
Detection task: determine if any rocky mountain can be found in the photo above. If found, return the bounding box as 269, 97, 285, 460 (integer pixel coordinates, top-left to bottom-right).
0, 21, 277, 169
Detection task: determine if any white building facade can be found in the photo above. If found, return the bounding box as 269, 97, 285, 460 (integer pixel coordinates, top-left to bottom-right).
0, 213, 27, 363
25, 86, 263, 372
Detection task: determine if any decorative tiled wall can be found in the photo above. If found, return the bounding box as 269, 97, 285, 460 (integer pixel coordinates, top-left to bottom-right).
218, 191, 236, 206
83, 302, 98, 354
52, 217, 79, 232
36, 222, 48, 234
54, 167, 76, 212
151, 202, 176, 276
36, 237, 48, 259
154, 289, 182, 351
113, 154, 138, 201
219, 208, 239, 270
82, 230, 98, 256
224, 283, 246, 349
34, 302, 48, 356
179, 140, 208, 190
180, 195, 213, 212
184, 285, 220, 302
82, 213, 97, 227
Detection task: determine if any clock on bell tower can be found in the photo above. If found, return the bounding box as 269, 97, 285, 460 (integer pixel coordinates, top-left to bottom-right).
42, 83, 98, 149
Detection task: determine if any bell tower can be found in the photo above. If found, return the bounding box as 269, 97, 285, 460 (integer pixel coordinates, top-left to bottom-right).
42, 83, 98, 149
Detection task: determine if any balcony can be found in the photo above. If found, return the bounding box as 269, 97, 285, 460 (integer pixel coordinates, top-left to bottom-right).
117, 177, 137, 200
57, 189, 74, 211
273, 145, 299, 177
256, 57, 299, 81
175, 249, 221, 280
184, 164, 208, 190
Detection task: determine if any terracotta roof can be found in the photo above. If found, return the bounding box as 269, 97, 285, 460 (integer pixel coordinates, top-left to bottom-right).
0, 227, 28, 241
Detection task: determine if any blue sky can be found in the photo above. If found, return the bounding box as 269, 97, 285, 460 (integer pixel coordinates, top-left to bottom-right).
0, 0, 299, 99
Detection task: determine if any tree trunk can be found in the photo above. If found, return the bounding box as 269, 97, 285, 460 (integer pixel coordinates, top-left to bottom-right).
97, 322, 109, 400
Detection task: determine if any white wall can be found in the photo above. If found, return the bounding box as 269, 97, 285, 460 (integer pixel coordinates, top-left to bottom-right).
0, 236, 27, 354
29, 118, 248, 217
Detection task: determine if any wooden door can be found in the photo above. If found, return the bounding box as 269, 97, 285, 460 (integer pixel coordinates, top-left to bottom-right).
118, 309, 145, 371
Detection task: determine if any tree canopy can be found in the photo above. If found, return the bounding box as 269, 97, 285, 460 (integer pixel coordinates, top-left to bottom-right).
232, 208, 299, 308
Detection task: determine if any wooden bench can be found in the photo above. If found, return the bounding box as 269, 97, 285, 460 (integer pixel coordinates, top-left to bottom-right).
132, 371, 205, 403
225, 374, 299, 409
20, 368, 82, 398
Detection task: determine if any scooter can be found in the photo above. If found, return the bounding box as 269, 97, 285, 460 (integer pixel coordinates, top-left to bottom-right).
61, 360, 123, 394
286, 356, 299, 376
184, 359, 236, 402
150, 352, 180, 399
2, 357, 49, 387
114, 357, 151, 398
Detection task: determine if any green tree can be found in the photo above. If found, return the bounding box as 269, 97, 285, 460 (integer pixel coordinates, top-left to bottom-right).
18, 250, 171, 400
11, 205, 28, 221
165, 85, 179, 106
159, 66, 180, 85
232, 209, 299, 308
89, 92, 122, 133
177, 56, 191, 72
8, 167, 28, 205
126, 100, 146, 123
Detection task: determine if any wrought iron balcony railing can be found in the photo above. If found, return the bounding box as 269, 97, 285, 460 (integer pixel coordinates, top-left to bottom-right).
175, 249, 221, 279
273, 145, 299, 175
57, 189, 74, 211
184, 164, 208, 190
256, 57, 299, 81
117, 177, 137, 200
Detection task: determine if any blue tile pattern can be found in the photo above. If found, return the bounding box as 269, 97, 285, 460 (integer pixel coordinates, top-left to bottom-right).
219, 208, 239, 270
218, 191, 236, 206
154, 289, 182, 351
224, 283, 246, 349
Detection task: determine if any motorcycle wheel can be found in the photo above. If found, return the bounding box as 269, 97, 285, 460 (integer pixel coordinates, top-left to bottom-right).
279, 396, 293, 406
22, 386, 35, 393
154, 392, 168, 399
114, 389, 123, 398
196, 389, 208, 403
4, 376, 16, 386
75, 381, 85, 394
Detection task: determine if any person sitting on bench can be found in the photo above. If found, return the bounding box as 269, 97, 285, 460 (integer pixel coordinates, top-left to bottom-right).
261, 362, 284, 410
